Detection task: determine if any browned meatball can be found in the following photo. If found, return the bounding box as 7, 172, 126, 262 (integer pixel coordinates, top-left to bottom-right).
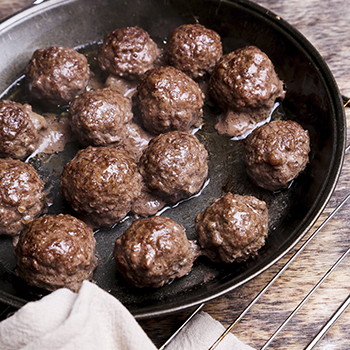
243, 120, 310, 191
26, 46, 91, 106
165, 24, 223, 79
98, 26, 159, 80
14, 214, 97, 292
68, 88, 133, 146
137, 66, 204, 134
0, 100, 48, 159
195, 193, 268, 263
60, 145, 142, 228
114, 216, 200, 288
0, 158, 47, 236
209, 46, 285, 137
139, 131, 208, 204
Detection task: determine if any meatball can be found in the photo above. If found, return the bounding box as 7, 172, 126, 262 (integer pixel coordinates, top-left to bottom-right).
14, 214, 97, 292
98, 26, 159, 80
68, 88, 133, 146
0, 100, 47, 159
165, 24, 223, 79
137, 66, 204, 134
26, 46, 91, 106
60, 145, 142, 228
0, 158, 47, 236
114, 216, 200, 288
195, 193, 268, 263
209, 46, 285, 137
243, 119, 310, 191
139, 131, 208, 204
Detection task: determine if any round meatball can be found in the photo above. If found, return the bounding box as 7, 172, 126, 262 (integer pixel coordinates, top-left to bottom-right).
243, 120, 310, 191
140, 131, 208, 203
26, 46, 91, 106
195, 193, 268, 263
98, 26, 159, 80
137, 66, 204, 134
209, 46, 285, 137
0, 158, 47, 236
114, 216, 200, 288
60, 145, 142, 228
0, 100, 47, 159
165, 24, 223, 79
68, 88, 133, 146
14, 214, 97, 292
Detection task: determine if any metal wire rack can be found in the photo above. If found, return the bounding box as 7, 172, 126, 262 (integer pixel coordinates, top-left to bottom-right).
159, 97, 350, 350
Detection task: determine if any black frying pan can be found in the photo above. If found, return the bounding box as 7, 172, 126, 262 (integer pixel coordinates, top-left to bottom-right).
0, 0, 345, 319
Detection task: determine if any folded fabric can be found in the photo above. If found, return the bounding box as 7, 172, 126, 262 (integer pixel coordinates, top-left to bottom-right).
165, 311, 255, 350
0, 281, 254, 350
0, 281, 157, 350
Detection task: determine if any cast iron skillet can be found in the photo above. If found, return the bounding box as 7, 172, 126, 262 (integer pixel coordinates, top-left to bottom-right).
0, 0, 346, 319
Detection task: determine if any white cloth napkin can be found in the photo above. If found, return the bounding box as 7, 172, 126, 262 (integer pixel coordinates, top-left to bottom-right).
165, 311, 255, 350
0, 281, 254, 350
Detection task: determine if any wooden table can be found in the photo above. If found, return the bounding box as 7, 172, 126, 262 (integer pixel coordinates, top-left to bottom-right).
1, 1, 350, 349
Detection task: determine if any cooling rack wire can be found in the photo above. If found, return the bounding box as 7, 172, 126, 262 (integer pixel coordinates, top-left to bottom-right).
159, 97, 350, 350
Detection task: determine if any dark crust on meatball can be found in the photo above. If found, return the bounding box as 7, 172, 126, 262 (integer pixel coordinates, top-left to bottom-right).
113, 216, 200, 288
26, 46, 91, 106
0, 100, 47, 159
165, 24, 223, 79
210, 46, 285, 111
243, 120, 310, 191
98, 26, 159, 80
60, 145, 142, 228
140, 131, 208, 203
137, 66, 204, 134
0, 158, 47, 236
209, 46, 285, 137
195, 193, 268, 263
14, 214, 97, 292
69, 88, 133, 146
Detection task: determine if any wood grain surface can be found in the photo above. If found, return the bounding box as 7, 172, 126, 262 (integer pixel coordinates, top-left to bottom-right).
1, 1, 350, 349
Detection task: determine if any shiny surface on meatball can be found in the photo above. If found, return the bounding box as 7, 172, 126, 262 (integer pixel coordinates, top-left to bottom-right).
0, 100, 47, 159
0, 158, 47, 236
114, 216, 200, 288
69, 88, 133, 146
98, 26, 159, 80
195, 193, 268, 263
26, 46, 91, 106
14, 214, 97, 292
165, 24, 223, 79
243, 120, 310, 191
137, 66, 204, 134
60, 145, 142, 228
209, 46, 285, 137
140, 131, 208, 203
209, 46, 284, 111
